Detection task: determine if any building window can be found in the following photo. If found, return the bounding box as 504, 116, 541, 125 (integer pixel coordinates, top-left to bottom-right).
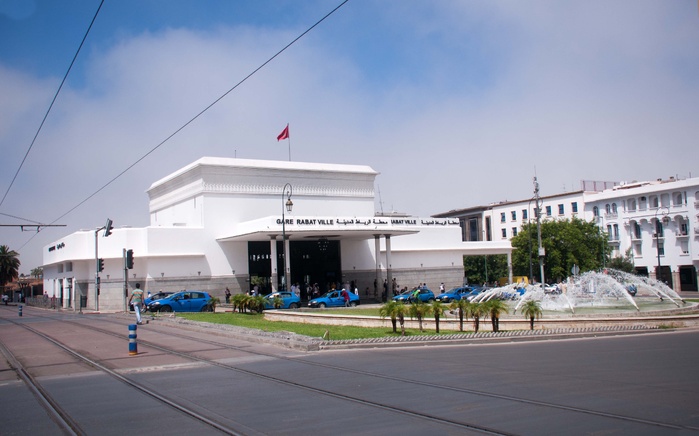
512, 227, 518, 237
558, 204, 564, 215
545, 205, 552, 216
613, 224, 619, 240
605, 204, 611, 214
655, 220, 664, 238
611, 203, 617, 214
681, 241, 689, 254
469, 218, 479, 241
633, 222, 641, 239
571, 202, 578, 213
593, 206, 599, 217
511, 211, 517, 221
658, 242, 665, 256
500, 212, 506, 223
522, 209, 528, 220
628, 199, 636, 211
501, 228, 507, 238
634, 243, 642, 257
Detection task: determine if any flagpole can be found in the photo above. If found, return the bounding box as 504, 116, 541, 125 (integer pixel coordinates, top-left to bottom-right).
288, 136, 291, 161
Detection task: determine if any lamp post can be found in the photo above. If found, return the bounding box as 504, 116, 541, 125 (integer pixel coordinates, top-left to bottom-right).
654, 206, 670, 283
281, 183, 293, 291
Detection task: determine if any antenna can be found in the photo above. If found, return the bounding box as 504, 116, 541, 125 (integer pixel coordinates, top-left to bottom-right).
377, 185, 385, 215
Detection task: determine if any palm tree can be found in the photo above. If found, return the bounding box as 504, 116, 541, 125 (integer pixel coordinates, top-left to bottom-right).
0, 245, 20, 293
521, 300, 543, 330
430, 300, 446, 333
380, 301, 407, 334
207, 296, 221, 312
271, 295, 284, 309
30, 267, 43, 280
449, 298, 471, 332
471, 302, 487, 333
408, 301, 432, 333
251, 295, 266, 313
485, 299, 508, 332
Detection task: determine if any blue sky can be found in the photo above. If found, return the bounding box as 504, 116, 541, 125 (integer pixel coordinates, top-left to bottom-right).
1, 0, 698, 272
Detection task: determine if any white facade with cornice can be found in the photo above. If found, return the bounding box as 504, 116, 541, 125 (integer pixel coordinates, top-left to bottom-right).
43, 157, 512, 312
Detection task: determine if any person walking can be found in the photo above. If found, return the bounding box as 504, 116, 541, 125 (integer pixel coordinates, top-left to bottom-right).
128, 283, 145, 325
225, 287, 231, 304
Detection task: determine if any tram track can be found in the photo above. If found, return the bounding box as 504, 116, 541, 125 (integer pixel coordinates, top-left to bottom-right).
1, 307, 514, 435
3, 306, 697, 434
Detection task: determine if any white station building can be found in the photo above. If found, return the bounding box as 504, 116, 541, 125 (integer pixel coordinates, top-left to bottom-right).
42, 157, 512, 311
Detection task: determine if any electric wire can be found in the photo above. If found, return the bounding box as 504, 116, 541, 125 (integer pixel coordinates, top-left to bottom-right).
0, 0, 105, 209
14, 0, 351, 252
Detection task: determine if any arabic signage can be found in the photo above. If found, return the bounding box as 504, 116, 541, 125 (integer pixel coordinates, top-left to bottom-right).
274, 217, 459, 227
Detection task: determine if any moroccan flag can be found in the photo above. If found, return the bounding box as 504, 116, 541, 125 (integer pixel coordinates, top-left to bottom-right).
277, 124, 289, 141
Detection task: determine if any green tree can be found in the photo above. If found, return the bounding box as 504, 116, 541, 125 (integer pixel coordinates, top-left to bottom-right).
271, 295, 284, 309
511, 218, 607, 283
408, 302, 432, 332
521, 300, 543, 330
471, 302, 487, 333
207, 296, 220, 312
430, 300, 446, 333
484, 299, 508, 332
608, 248, 635, 273
380, 301, 407, 334
449, 299, 471, 332
30, 267, 43, 279
463, 254, 509, 286
0, 245, 20, 292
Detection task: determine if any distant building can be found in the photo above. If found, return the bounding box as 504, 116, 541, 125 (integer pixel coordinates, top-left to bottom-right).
434, 177, 699, 292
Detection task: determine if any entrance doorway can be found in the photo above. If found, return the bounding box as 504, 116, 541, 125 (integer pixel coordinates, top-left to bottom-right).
679, 265, 698, 292
247, 239, 342, 298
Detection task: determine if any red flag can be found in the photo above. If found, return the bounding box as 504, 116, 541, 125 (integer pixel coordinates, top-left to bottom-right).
277, 124, 289, 141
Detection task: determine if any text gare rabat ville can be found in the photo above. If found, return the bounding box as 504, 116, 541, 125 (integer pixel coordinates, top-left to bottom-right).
274, 218, 419, 226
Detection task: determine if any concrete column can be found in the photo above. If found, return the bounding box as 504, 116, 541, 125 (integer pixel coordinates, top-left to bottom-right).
270, 236, 278, 292
385, 235, 393, 297
374, 234, 382, 300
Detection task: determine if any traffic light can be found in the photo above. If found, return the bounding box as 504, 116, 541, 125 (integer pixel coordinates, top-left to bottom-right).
104, 218, 113, 237
126, 249, 134, 269
98, 258, 105, 272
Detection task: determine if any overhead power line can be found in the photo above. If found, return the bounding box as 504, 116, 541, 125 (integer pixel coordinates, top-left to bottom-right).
0, 0, 105, 208
14, 0, 351, 252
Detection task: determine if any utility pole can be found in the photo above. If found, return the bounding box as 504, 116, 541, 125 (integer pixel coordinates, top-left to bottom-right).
534, 177, 545, 286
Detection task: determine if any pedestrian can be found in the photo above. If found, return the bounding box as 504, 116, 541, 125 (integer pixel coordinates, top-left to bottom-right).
342, 288, 350, 307
128, 283, 145, 325
2, 294, 7, 305
439, 282, 445, 293
225, 287, 231, 304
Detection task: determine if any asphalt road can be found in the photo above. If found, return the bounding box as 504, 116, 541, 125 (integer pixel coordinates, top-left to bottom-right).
1, 306, 698, 435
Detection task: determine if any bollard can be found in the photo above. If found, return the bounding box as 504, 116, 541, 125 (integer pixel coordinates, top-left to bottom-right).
18, 305, 23, 317
128, 324, 138, 356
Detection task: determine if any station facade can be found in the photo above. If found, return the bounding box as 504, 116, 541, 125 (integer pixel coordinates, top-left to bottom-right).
42, 157, 512, 312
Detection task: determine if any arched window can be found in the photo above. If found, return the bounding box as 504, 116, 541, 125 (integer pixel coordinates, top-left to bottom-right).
628, 199, 637, 211
593, 206, 599, 217
611, 203, 617, 213
674, 192, 683, 206
605, 204, 611, 214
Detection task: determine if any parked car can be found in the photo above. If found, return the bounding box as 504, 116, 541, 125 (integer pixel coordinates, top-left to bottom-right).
435, 286, 476, 303
263, 291, 301, 309
130, 291, 174, 312
148, 290, 213, 312
308, 290, 360, 308
625, 284, 637, 296
393, 287, 435, 303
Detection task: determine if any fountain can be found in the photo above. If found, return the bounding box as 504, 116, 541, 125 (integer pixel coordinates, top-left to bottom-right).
471, 269, 688, 315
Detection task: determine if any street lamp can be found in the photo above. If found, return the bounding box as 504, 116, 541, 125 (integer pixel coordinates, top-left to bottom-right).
281, 183, 293, 291
654, 206, 670, 283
